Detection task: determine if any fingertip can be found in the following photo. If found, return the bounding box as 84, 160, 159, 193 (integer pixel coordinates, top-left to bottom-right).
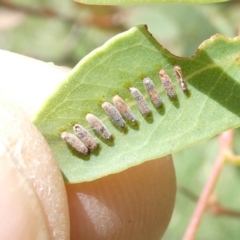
66, 156, 176, 240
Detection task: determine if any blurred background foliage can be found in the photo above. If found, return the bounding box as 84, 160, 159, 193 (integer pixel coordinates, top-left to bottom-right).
1, 0, 240, 67
1, 0, 240, 239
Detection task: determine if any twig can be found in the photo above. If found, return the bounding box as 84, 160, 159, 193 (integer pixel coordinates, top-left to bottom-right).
208, 195, 240, 219
182, 130, 234, 240
179, 185, 240, 220
0, 0, 123, 28
178, 185, 198, 202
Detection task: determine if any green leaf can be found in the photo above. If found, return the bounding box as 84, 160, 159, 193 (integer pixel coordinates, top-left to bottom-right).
34, 25, 240, 183
74, 0, 228, 5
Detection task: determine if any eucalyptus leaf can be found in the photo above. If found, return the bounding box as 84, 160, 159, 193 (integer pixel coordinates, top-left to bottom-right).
74, 0, 228, 5
34, 25, 240, 183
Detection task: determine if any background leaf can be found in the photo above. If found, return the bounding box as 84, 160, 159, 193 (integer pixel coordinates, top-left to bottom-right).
34, 25, 240, 183
75, 0, 228, 5
1, 2, 239, 66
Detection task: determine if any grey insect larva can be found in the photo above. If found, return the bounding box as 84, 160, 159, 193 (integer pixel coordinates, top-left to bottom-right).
86, 113, 112, 139
102, 102, 125, 128
129, 87, 151, 116
174, 65, 188, 91
143, 77, 162, 108
112, 95, 136, 122
73, 124, 98, 151
61, 131, 88, 155
159, 69, 176, 98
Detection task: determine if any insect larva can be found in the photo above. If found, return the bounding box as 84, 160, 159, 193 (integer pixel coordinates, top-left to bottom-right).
174, 65, 188, 91
61, 131, 88, 155
129, 87, 151, 116
73, 124, 98, 151
143, 77, 162, 108
102, 102, 125, 128
86, 113, 112, 139
159, 69, 176, 98
112, 95, 136, 122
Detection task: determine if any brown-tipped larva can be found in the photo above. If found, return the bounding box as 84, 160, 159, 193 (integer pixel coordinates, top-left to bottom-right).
129, 87, 151, 116
112, 95, 136, 122
73, 124, 98, 151
102, 102, 125, 128
61, 131, 88, 155
159, 69, 176, 98
143, 78, 162, 108
174, 65, 188, 91
86, 114, 112, 139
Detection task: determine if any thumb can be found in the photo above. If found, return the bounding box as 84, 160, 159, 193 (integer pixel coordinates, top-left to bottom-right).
0, 91, 69, 239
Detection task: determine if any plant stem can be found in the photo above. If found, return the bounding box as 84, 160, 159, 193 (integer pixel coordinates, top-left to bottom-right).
182, 130, 234, 240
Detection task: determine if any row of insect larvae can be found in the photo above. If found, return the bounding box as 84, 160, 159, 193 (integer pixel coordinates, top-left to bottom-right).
61, 65, 187, 155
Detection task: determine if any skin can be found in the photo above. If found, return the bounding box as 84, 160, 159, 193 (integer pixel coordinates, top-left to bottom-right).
0, 50, 176, 240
